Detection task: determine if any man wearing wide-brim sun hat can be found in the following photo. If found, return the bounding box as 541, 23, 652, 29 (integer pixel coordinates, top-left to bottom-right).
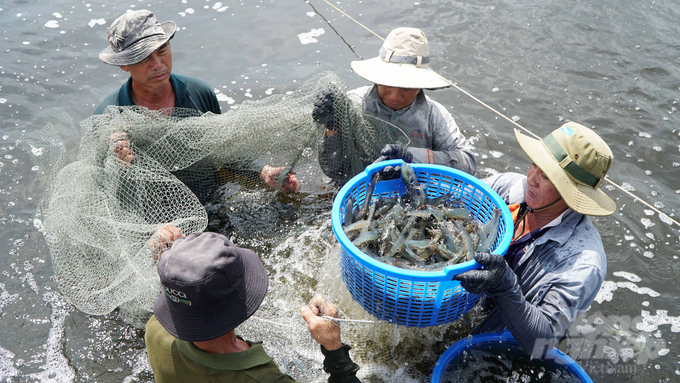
314, 27, 476, 185
453, 122, 614, 358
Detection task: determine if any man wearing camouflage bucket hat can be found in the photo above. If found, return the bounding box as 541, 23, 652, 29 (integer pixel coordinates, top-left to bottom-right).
94, 9, 221, 115
453, 122, 614, 358
315, 27, 476, 185
93, 9, 300, 195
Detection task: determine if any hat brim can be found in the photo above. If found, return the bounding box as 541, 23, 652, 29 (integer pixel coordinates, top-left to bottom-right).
99, 21, 176, 66
351, 56, 450, 90
153, 246, 269, 342
514, 129, 615, 216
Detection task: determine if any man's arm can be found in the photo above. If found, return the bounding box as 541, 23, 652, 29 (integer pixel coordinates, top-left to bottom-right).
408, 99, 476, 175
301, 295, 361, 383
456, 251, 604, 357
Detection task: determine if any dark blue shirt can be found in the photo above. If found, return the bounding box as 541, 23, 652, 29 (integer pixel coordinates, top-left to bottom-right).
93, 73, 221, 115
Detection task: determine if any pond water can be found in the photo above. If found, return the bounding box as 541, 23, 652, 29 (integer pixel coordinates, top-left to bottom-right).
1, 0, 679, 382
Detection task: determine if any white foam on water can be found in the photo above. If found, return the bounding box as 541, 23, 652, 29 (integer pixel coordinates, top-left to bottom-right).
617, 282, 659, 297
489, 150, 503, 158
212, 2, 223, 9
44, 20, 59, 28
298, 28, 325, 45
30, 145, 44, 156
594, 280, 659, 304
216, 93, 235, 104
612, 271, 641, 282
0, 283, 19, 310
88, 18, 106, 27
265, 88, 275, 95
641, 218, 655, 229
659, 213, 673, 226
52, 12, 63, 18
0, 344, 19, 380
638, 132, 652, 138
28, 292, 75, 382
185, 8, 195, 14
594, 280, 616, 303
121, 350, 153, 383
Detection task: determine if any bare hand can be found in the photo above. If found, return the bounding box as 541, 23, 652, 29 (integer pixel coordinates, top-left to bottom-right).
108, 132, 134, 166
300, 294, 343, 351
148, 223, 185, 260
260, 165, 301, 193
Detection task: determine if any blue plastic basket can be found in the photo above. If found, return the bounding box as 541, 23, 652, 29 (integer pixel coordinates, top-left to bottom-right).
331, 160, 513, 327
431, 331, 593, 382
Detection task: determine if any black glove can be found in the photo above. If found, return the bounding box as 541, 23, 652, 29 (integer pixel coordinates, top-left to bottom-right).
373, 144, 418, 164
312, 87, 338, 129
378, 165, 401, 181
453, 252, 512, 294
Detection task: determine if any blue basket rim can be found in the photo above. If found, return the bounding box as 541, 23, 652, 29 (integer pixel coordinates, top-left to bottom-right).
331, 160, 514, 280
430, 330, 593, 383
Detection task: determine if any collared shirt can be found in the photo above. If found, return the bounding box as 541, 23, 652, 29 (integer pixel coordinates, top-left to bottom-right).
350, 85, 476, 174
473, 173, 607, 352
145, 315, 296, 383
93, 73, 221, 115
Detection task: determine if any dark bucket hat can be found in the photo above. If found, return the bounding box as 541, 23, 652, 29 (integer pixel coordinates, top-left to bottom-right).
99, 9, 176, 66
153, 232, 269, 342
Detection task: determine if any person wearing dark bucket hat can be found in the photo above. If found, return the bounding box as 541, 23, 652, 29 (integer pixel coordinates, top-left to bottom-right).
453, 122, 614, 358
145, 228, 362, 383
315, 27, 476, 186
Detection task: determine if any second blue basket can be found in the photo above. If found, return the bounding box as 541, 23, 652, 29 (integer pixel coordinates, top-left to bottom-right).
331, 160, 513, 327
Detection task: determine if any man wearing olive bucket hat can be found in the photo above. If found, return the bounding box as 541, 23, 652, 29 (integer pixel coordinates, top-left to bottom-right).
453, 122, 614, 358
315, 27, 476, 184
93, 9, 300, 194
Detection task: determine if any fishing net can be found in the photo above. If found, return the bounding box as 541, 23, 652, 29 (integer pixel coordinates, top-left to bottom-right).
22, 71, 471, 382
24, 71, 411, 324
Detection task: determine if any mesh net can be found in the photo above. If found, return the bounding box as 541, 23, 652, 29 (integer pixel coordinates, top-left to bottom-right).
23, 71, 470, 381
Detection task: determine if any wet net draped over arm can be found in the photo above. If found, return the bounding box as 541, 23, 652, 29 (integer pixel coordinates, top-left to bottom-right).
24, 72, 411, 324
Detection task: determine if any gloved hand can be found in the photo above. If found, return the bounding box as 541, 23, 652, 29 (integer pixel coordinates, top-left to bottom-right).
378, 165, 401, 181
453, 252, 514, 294
373, 144, 418, 164
312, 87, 338, 129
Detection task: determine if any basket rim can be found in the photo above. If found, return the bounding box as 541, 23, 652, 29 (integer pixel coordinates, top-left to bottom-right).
430, 330, 593, 382
331, 160, 514, 281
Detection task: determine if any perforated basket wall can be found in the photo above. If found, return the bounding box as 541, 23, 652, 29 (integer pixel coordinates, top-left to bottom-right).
331, 160, 513, 327
430, 330, 593, 382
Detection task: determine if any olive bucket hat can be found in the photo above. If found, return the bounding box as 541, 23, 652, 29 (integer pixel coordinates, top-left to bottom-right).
153, 232, 269, 342
99, 9, 176, 66
515, 122, 616, 216
351, 27, 450, 90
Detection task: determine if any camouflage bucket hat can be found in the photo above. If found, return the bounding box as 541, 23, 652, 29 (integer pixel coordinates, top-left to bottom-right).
515, 122, 616, 216
99, 9, 176, 66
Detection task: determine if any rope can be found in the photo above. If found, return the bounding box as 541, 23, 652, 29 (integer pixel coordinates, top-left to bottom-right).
320, 315, 391, 325
312, 0, 680, 229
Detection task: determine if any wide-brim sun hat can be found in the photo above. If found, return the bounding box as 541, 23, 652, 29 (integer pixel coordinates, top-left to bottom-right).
153, 232, 269, 342
99, 9, 176, 66
515, 123, 616, 216
351, 27, 450, 90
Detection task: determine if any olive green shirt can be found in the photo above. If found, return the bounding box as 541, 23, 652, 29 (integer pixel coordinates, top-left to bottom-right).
145, 315, 297, 383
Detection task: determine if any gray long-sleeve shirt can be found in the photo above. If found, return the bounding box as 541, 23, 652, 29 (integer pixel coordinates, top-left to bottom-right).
350, 85, 476, 174
474, 172, 607, 357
